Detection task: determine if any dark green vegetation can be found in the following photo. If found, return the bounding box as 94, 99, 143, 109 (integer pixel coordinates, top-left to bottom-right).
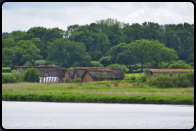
23, 68, 40, 82
2, 81, 194, 104
2, 18, 194, 72
147, 72, 194, 88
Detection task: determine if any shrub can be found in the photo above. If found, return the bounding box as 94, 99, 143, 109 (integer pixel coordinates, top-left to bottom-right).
91, 61, 104, 67
168, 63, 191, 69
176, 80, 190, 88
75, 78, 82, 83
2, 74, 16, 83
23, 68, 40, 82
139, 74, 147, 82
35, 60, 45, 66
147, 75, 174, 88
11, 69, 22, 82
114, 82, 119, 86
23, 61, 32, 66
130, 74, 136, 81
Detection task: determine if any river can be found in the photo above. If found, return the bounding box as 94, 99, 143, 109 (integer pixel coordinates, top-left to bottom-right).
2, 101, 194, 129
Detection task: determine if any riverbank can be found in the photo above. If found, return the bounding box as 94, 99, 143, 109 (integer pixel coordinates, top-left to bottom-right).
2, 81, 194, 104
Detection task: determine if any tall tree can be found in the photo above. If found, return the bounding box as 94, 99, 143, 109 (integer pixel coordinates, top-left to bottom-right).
47, 38, 91, 68
110, 43, 138, 72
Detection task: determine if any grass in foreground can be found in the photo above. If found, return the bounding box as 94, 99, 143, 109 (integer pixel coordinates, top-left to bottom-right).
2, 81, 194, 104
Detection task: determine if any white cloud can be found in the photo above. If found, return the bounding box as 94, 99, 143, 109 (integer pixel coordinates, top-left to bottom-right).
2, 2, 194, 33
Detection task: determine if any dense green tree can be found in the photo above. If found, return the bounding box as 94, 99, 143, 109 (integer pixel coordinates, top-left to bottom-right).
110, 43, 138, 72
2, 48, 15, 66
130, 39, 152, 71
99, 56, 112, 67
47, 38, 91, 68
148, 40, 178, 67
13, 40, 42, 66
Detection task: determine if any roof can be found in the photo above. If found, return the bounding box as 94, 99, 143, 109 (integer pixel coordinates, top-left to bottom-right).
146, 69, 194, 73
64, 68, 75, 77
81, 70, 123, 79
111, 68, 125, 79
74, 67, 125, 79
73, 69, 88, 78
14, 66, 64, 78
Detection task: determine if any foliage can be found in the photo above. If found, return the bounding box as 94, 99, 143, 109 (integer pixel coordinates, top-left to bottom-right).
107, 64, 129, 73
130, 74, 136, 81
75, 78, 82, 83
2, 74, 17, 83
23, 61, 32, 66
11, 69, 22, 82
110, 43, 137, 72
35, 60, 45, 66
147, 72, 194, 88
2, 19, 194, 69
91, 61, 104, 67
99, 56, 112, 67
139, 74, 148, 82
47, 38, 91, 68
168, 63, 192, 69
23, 68, 40, 82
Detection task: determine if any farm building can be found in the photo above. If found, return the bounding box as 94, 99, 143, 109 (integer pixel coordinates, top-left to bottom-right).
72, 67, 88, 79
145, 69, 194, 77
64, 68, 75, 80
81, 68, 124, 83
14, 66, 64, 83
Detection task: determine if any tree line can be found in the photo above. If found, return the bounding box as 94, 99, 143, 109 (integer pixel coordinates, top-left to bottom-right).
2, 18, 194, 72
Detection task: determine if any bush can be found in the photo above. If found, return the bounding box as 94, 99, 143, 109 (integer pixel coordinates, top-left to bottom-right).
35, 60, 45, 66
91, 61, 104, 67
168, 63, 191, 69
176, 80, 190, 88
130, 75, 136, 81
147, 75, 174, 88
2, 74, 17, 83
139, 74, 148, 82
23, 68, 40, 82
147, 71, 194, 88
23, 61, 32, 66
75, 78, 82, 83
11, 69, 22, 82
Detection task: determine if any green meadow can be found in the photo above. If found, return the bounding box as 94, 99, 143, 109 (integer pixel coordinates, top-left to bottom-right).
2, 81, 194, 104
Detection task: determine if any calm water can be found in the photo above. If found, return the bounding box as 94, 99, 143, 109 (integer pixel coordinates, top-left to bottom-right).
2, 101, 194, 129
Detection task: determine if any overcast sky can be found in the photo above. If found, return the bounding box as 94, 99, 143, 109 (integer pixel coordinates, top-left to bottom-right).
2, 2, 194, 33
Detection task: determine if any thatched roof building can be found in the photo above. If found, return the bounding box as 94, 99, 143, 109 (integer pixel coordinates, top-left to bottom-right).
64, 68, 75, 80
110, 68, 125, 79
14, 66, 64, 78
81, 68, 124, 82
72, 68, 88, 79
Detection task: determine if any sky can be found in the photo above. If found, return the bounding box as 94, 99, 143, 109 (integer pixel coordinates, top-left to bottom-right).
2, 2, 194, 33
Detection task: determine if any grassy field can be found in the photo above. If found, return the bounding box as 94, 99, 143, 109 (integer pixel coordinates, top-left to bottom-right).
2, 81, 194, 104
125, 73, 144, 79
2, 72, 12, 75
2, 67, 11, 70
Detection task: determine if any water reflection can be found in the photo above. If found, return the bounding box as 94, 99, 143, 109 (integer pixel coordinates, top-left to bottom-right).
2, 101, 194, 129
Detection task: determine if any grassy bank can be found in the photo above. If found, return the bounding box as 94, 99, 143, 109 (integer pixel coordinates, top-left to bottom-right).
2, 81, 194, 104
